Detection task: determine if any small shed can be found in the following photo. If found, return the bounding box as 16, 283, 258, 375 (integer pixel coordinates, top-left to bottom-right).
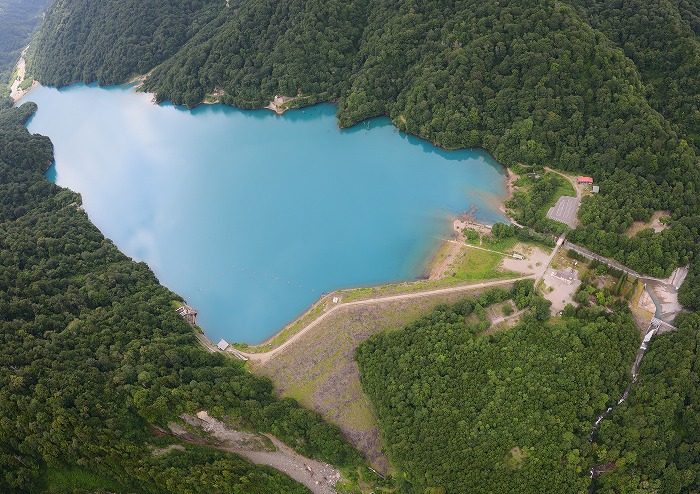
591, 185, 600, 193
217, 339, 229, 351
577, 176, 593, 184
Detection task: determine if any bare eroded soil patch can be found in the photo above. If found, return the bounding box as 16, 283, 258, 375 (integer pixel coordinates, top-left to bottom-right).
167, 411, 343, 494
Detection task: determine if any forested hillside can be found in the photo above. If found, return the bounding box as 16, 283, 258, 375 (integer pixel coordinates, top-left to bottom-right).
355, 284, 641, 493
593, 313, 700, 492
0, 0, 48, 87
29, 0, 219, 86
356, 288, 700, 493
25, 0, 700, 294
569, 0, 700, 143
0, 101, 361, 492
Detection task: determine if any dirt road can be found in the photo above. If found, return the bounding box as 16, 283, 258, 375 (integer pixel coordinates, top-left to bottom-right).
170, 411, 343, 494
439, 236, 521, 257
545, 166, 581, 200
10, 47, 33, 103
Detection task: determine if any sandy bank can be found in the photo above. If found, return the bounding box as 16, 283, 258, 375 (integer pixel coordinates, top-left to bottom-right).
9, 47, 39, 103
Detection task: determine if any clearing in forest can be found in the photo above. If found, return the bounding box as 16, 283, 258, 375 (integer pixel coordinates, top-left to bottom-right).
625, 210, 670, 238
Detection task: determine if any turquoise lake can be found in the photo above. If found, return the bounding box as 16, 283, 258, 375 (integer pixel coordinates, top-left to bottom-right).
22, 84, 507, 344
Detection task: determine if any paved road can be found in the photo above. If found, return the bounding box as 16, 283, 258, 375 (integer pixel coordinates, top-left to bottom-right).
241, 275, 536, 365
562, 240, 666, 281
535, 233, 566, 286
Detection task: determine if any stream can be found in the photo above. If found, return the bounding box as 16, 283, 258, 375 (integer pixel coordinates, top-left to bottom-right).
587, 323, 658, 485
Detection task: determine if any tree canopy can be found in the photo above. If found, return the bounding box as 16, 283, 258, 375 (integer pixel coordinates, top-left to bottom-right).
592, 313, 700, 493
355, 283, 641, 493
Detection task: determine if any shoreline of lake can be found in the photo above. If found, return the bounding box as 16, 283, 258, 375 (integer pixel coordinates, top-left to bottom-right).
21, 83, 510, 345
231, 211, 511, 354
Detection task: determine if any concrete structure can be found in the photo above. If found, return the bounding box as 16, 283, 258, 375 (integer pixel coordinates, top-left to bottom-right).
217, 339, 229, 351
650, 317, 678, 334
176, 303, 197, 325
670, 266, 688, 291
591, 185, 600, 193
552, 267, 577, 284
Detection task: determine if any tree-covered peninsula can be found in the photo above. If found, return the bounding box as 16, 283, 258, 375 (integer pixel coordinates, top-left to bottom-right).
25, 0, 700, 303
0, 100, 363, 492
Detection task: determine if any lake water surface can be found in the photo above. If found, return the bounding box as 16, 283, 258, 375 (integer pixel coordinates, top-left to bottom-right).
23, 84, 507, 344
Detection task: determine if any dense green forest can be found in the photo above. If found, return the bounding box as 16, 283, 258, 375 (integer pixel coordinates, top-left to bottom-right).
355, 282, 642, 493
592, 312, 700, 493
0, 101, 362, 492
0, 0, 48, 89
24, 0, 700, 299
568, 0, 700, 144
28, 0, 219, 87
356, 286, 700, 493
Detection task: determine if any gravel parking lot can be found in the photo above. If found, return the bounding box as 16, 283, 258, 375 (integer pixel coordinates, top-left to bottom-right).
547, 196, 580, 228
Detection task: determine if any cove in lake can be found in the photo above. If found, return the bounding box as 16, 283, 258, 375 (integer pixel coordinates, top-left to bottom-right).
23, 83, 507, 344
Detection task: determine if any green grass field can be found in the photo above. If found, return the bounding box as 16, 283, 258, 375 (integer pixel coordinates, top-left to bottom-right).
543, 174, 577, 211
481, 235, 518, 253
447, 247, 516, 281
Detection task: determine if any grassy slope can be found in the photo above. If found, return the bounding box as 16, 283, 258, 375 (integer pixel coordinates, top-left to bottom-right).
253, 286, 501, 474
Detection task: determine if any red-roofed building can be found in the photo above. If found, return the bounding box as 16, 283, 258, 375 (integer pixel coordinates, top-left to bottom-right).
577, 176, 593, 184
